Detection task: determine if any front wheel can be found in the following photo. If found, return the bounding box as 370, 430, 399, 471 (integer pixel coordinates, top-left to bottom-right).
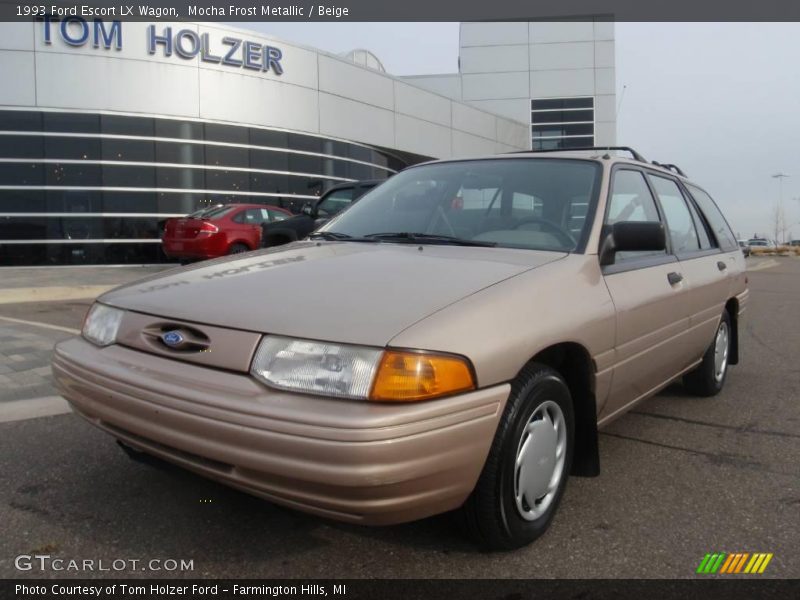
459, 363, 574, 551
683, 309, 731, 397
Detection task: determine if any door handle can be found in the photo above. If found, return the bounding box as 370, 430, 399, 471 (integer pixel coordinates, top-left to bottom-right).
717, 261, 728, 271
667, 271, 684, 285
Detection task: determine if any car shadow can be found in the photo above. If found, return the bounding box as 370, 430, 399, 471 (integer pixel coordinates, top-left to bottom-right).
654, 381, 694, 399
21, 425, 481, 572
137, 454, 479, 556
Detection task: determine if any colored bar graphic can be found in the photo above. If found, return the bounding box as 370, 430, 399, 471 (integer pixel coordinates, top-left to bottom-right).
735, 553, 750, 573
728, 553, 743, 573
703, 553, 719, 573
697, 552, 774, 574
758, 554, 773, 573
745, 554, 761, 573
711, 553, 726, 573
719, 553, 736, 573
696, 554, 712, 574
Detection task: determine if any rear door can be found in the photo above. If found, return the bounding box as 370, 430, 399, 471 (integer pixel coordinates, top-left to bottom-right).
648, 175, 731, 362
600, 168, 691, 420
684, 183, 747, 341
230, 208, 265, 248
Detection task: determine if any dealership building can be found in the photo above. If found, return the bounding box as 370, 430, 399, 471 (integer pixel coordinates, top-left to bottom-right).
0, 19, 615, 265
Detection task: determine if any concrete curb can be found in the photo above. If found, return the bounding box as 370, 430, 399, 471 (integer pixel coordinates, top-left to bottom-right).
0, 285, 115, 305
0, 396, 72, 423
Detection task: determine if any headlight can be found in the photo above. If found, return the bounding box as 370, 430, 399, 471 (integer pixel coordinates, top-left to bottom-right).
251, 336, 382, 400
250, 336, 476, 402
82, 303, 124, 347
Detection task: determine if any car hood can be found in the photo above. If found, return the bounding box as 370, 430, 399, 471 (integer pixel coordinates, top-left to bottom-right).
101, 242, 565, 346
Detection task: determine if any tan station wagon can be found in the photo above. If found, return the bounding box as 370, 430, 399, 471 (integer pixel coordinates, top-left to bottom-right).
53, 147, 748, 550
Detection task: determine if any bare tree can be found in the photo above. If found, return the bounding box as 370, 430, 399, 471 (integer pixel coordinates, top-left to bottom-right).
772, 200, 789, 245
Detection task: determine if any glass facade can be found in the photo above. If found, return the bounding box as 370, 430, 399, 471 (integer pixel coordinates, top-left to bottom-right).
0, 110, 415, 265
531, 98, 595, 150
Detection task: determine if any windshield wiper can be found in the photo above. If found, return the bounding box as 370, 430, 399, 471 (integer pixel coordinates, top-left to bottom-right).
307, 231, 377, 242
364, 232, 497, 247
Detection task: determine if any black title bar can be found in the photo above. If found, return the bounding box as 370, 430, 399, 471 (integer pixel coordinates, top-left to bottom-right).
1, 0, 800, 21
2, 579, 799, 600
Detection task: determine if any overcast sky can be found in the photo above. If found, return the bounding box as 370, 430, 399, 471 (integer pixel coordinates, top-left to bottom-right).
246, 22, 800, 240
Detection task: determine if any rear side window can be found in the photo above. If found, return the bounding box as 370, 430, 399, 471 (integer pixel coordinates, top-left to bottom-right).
686, 185, 737, 251
649, 175, 701, 254
684, 197, 714, 250
196, 206, 233, 220
233, 208, 269, 224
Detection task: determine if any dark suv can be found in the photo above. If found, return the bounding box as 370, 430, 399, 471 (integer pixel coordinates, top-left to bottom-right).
261, 180, 382, 248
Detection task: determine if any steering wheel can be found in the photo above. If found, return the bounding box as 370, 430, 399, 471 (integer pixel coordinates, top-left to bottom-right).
512, 216, 576, 247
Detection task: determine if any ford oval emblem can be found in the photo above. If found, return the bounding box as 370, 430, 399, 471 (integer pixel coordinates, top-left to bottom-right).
161, 330, 184, 347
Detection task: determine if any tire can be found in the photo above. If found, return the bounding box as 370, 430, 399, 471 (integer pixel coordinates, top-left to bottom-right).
227, 243, 249, 255
683, 309, 731, 397
459, 363, 574, 551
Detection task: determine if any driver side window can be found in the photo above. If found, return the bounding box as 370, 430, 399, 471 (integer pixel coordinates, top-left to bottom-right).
607, 170, 666, 261
317, 189, 354, 217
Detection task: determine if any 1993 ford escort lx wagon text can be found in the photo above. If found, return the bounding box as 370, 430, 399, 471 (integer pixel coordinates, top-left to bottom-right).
52, 147, 748, 550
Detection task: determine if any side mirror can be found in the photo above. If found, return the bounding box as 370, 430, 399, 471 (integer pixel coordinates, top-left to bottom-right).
301, 203, 314, 217
600, 221, 666, 266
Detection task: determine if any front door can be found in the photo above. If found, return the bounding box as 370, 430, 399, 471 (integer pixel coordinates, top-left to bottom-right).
600, 169, 691, 422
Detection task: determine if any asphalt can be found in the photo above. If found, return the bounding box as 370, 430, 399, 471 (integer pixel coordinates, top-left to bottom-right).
0, 258, 798, 579
0, 266, 171, 403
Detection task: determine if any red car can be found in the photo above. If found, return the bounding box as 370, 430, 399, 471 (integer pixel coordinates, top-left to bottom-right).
162, 203, 291, 262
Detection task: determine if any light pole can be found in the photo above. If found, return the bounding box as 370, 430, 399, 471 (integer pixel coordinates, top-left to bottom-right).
772, 173, 789, 244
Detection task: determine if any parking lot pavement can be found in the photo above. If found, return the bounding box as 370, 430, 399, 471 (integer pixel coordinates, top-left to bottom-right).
0, 321, 74, 402
0, 257, 798, 579
0, 266, 170, 403
0, 265, 171, 291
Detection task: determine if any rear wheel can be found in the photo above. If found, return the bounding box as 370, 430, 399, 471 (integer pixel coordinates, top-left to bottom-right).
228, 243, 249, 255
459, 363, 574, 551
684, 309, 731, 397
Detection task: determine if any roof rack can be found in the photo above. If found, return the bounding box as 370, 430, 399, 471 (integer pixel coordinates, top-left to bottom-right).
651, 161, 687, 177
519, 146, 647, 163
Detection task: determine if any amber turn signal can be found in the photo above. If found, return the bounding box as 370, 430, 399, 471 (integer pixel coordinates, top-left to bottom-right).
369, 350, 475, 402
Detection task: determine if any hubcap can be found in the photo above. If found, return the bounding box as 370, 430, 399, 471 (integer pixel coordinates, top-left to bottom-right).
513, 400, 567, 521
714, 320, 729, 383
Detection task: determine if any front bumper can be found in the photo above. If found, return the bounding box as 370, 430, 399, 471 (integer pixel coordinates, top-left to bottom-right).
52, 338, 509, 525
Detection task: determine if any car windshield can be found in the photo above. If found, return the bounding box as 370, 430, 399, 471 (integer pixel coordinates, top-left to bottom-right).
319, 159, 601, 252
